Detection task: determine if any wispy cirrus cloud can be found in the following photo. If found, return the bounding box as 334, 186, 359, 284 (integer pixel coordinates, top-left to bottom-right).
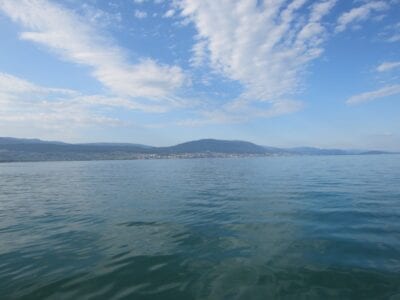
178, 100, 305, 127
134, 9, 147, 19
0, 71, 180, 133
0, 0, 397, 133
376, 61, 400, 72
346, 84, 400, 105
0, 0, 186, 107
380, 21, 400, 42
163, 9, 175, 18
0, 72, 122, 129
387, 35, 400, 42
0, 72, 76, 97
175, 0, 336, 123
335, 1, 389, 33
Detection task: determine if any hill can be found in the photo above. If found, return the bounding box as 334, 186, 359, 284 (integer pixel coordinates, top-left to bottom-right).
162, 139, 269, 154
0, 137, 393, 162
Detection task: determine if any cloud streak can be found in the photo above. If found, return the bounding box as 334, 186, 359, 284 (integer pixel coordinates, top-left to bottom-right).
0, 71, 179, 128
377, 61, 400, 72
0, 0, 186, 105
346, 84, 400, 105
0, 72, 123, 131
335, 1, 389, 33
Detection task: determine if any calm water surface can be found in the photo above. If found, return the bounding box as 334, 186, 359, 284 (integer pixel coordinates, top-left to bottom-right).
1, 156, 400, 299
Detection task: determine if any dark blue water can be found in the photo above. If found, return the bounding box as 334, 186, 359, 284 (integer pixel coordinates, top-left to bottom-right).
1, 156, 400, 299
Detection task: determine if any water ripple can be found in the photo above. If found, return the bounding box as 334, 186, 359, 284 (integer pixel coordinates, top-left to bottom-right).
0, 156, 400, 299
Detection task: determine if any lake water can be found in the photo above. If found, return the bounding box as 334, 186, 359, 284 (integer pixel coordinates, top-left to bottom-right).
1, 156, 400, 299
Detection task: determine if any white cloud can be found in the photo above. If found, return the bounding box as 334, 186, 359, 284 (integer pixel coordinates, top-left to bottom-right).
0, 72, 186, 135
0, 72, 76, 96
133, 0, 164, 3
376, 61, 400, 72
0, 0, 185, 102
0, 72, 122, 129
346, 84, 400, 105
190, 38, 207, 67
178, 99, 305, 126
383, 22, 400, 42
2, 0, 396, 130
80, 4, 122, 28
387, 34, 400, 42
176, 0, 336, 121
134, 9, 147, 19
310, 0, 337, 22
335, 1, 389, 33
163, 9, 175, 18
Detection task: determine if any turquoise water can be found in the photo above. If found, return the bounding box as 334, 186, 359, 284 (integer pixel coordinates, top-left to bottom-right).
1, 156, 400, 299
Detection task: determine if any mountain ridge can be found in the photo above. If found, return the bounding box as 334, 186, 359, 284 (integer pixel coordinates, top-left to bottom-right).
0, 137, 394, 162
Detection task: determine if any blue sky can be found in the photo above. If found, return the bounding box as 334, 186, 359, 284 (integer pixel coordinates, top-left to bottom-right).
0, 0, 399, 149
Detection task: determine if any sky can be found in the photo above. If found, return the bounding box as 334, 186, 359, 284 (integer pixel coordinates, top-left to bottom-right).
0, 0, 399, 149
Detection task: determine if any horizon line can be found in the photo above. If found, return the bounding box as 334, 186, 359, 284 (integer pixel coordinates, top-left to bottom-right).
0, 136, 397, 152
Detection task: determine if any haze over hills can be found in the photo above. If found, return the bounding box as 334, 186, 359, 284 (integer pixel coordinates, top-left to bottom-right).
0, 137, 394, 163
0, 137, 67, 145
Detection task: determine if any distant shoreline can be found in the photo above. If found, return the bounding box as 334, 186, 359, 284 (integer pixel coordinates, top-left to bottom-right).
0, 137, 395, 163
0, 152, 397, 164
